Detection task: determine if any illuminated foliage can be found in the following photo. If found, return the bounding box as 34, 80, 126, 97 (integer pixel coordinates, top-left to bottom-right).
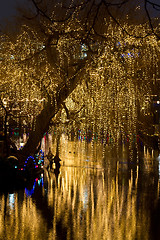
0, 0, 160, 154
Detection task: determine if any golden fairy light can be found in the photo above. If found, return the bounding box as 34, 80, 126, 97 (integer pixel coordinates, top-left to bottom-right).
0, 19, 160, 149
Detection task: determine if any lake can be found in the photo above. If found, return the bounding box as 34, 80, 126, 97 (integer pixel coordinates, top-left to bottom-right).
0, 133, 160, 240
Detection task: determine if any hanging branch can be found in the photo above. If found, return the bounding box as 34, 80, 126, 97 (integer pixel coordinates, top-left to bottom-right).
24, 0, 160, 40
86, 1, 102, 38
30, 0, 75, 23
146, 0, 160, 11
62, 0, 90, 10
144, 0, 160, 39
103, 1, 151, 39
63, 102, 85, 120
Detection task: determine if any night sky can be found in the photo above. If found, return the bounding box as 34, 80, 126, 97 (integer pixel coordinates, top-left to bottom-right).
0, 0, 28, 28
0, 1, 19, 20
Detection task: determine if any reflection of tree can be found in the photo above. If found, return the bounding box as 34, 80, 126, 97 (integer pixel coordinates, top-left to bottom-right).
0, 149, 159, 239
43, 158, 157, 239
0, 191, 49, 239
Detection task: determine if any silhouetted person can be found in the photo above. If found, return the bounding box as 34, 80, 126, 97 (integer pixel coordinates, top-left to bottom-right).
53, 155, 61, 169
47, 147, 54, 170
53, 132, 61, 169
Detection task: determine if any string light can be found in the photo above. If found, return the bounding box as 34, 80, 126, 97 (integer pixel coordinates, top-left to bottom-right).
0, 18, 159, 154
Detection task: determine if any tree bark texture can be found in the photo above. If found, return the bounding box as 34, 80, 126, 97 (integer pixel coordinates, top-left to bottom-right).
21, 63, 86, 156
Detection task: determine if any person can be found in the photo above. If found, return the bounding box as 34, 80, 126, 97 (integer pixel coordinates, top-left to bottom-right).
47, 147, 54, 170
53, 154, 61, 169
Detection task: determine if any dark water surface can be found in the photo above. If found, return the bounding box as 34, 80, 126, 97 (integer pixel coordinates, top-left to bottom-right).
0, 135, 160, 240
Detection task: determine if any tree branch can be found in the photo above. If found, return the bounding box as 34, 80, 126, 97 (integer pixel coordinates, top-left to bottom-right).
144, 0, 160, 39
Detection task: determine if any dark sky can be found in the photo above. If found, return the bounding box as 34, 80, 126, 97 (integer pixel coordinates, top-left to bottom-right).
0, 0, 28, 28
0, 0, 19, 20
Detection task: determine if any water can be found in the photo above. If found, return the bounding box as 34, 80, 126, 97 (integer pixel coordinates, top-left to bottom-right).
0, 134, 160, 240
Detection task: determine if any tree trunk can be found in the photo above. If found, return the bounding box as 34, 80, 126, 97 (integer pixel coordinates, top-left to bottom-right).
20, 102, 56, 156
20, 63, 85, 156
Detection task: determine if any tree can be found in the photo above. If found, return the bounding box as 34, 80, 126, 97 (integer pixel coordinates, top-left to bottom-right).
0, 0, 160, 158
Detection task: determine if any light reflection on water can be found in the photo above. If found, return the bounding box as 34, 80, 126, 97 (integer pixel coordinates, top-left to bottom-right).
0, 134, 160, 239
